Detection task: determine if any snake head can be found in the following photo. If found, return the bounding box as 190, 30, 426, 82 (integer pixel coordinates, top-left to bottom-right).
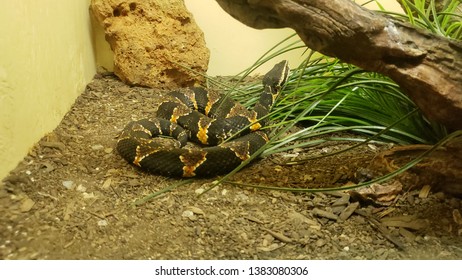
262, 60, 290, 91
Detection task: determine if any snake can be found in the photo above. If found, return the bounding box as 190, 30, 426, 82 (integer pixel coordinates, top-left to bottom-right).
116, 60, 290, 177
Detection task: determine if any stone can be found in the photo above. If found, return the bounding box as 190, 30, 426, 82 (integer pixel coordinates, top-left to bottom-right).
20, 198, 35, 212
91, 0, 209, 89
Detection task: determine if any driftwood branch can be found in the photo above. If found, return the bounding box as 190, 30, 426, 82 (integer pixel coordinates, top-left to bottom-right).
215, 0, 462, 131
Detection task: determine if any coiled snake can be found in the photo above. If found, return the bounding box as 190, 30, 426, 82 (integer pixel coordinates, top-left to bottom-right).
116, 60, 290, 177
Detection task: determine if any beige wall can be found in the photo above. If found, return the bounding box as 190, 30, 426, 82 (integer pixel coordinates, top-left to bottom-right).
185, 0, 308, 75
186, 0, 403, 74
95, 0, 402, 75
93, 0, 310, 75
0, 0, 96, 179
186, 0, 402, 74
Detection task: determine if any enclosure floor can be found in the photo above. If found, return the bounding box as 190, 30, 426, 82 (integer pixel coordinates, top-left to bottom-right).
1, 73, 461, 259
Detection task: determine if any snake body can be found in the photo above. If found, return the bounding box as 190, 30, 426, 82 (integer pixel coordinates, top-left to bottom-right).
116, 60, 290, 177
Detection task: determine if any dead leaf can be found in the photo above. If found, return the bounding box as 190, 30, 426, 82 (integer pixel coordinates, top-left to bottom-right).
418, 185, 432, 198
187, 206, 205, 216
352, 181, 403, 205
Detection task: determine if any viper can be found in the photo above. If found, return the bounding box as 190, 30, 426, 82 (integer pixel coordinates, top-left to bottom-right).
116, 60, 290, 177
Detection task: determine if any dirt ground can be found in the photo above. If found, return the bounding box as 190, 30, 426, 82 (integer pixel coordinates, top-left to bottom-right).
1, 73, 462, 260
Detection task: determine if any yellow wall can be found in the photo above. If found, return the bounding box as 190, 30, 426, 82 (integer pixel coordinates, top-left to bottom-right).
184, 0, 307, 75
0, 0, 96, 179
185, 0, 402, 74
94, 0, 310, 75
95, 0, 402, 75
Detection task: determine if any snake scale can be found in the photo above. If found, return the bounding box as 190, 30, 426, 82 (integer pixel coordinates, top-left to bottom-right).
116, 60, 290, 177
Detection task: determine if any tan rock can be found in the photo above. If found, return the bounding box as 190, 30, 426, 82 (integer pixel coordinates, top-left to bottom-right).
90, 0, 209, 89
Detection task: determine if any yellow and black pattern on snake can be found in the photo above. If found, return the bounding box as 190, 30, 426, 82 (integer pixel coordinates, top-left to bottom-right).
117, 60, 290, 177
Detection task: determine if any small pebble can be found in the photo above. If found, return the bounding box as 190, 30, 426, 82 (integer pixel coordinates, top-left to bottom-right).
312, 208, 338, 221
101, 178, 112, 189
118, 86, 130, 93
332, 195, 350, 206
315, 239, 326, 247
187, 206, 205, 216
452, 209, 462, 225
338, 202, 360, 222
62, 180, 74, 189
20, 198, 35, 212
97, 220, 108, 226
91, 144, 104, 151
82, 192, 96, 199
76, 184, 86, 192
434, 192, 445, 200
182, 210, 194, 219
449, 198, 460, 209
236, 193, 249, 202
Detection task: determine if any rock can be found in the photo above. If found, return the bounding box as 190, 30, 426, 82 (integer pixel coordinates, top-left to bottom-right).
338, 202, 359, 222
101, 178, 112, 190
90, 0, 209, 89
312, 208, 338, 221
62, 180, 74, 190
380, 215, 429, 230
288, 211, 321, 228
182, 210, 196, 220
315, 238, 326, 247
76, 184, 86, 192
97, 219, 108, 227
20, 198, 35, 212
187, 206, 205, 216
91, 144, 104, 151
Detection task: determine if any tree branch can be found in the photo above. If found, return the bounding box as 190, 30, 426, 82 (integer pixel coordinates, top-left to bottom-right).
216, 0, 462, 131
